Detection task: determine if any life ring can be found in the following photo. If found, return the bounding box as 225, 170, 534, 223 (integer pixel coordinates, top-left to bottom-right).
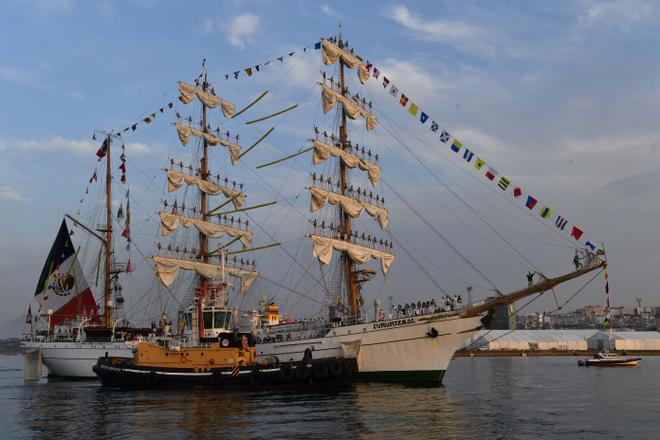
279, 364, 294, 381
146, 371, 159, 386
312, 361, 329, 380
220, 338, 230, 347
249, 369, 264, 386
343, 359, 357, 377
294, 364, 311, 381
328, 359, 344, 378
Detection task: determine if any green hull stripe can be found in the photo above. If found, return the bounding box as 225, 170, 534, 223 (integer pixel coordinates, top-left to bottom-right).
356, 370, 445, 383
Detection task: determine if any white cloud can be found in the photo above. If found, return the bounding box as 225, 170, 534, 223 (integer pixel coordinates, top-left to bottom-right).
321, 4, 336, 17
17, 137, 95, 154
578, 0, 656, 30
27, 0, 74, 15
205, 13, 260, 49
386, 5, 479, 42
0, 65, 31, 86
67, 90, 84, 100
0, 186, 28, 201
14, 137, 152, 155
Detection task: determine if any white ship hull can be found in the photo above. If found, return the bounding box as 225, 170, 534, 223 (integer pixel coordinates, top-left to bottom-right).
256, 313, 482, 382
22, 341, 134, 378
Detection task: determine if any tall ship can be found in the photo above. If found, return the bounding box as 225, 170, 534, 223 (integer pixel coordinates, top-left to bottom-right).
23, 30, 607, 383
23, 135, 144, 378
251, 33, 606, 382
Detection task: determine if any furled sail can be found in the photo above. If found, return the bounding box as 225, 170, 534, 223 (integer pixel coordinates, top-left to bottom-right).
151, 255, 259, 292
166, 169, 245, 209
178, 81, 235, 117
321, 84, 377, 131
309, 234, 395, 275
321, 39, 370, 84
159, 212, 253, 248
312, 139, 381, 185
175, 122, 240, 165
309, 187, 388, 229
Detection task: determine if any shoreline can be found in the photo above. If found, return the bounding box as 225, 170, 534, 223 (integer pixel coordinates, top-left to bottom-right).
455, 349, 660, 358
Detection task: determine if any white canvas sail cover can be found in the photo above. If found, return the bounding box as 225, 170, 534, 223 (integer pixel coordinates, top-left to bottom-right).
159, 212, 253, 248
309, 187, 388, 229
178, 81, 235, 117
312, 139, 381, 186
321, 39, 370, 84
321, 84, 377, 131
151, 255, 259, 292
166, 169, 245, 209
175, 122, 240, 166
309, 234, 395, 275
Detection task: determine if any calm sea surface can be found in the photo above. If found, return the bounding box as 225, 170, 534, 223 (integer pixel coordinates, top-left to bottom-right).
1, 354, 658, 439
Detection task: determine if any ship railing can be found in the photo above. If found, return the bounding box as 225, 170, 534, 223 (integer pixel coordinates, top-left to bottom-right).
335, 316, 367, 327
259, 320, 332, 343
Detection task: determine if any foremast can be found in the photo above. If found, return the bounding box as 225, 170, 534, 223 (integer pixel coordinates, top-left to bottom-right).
198, 69, 210, 340
151, 64, 267, 342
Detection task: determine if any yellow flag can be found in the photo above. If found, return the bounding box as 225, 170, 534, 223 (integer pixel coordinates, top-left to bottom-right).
408, 102, 419, 116
474, 157, 485, 170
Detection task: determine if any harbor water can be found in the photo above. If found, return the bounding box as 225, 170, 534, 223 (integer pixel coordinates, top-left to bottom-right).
1, 354, 658, 439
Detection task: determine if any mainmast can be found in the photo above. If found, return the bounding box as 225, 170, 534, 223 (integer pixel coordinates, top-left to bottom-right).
104, 134, 112, 327
310, 30, 394, 320
337, 31, 359, 317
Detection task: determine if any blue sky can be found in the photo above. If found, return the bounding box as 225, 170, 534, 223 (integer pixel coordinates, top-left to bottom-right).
1, 0, 659, 336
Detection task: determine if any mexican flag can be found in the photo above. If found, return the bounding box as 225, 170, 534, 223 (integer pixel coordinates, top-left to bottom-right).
34, 220, 99, 327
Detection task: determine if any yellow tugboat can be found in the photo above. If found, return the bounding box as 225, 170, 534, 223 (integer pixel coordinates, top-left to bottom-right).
94, 283, 356, 389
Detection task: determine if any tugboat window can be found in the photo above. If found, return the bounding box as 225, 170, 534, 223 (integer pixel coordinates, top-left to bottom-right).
214, 311, 231, 329
203, 311, 213, 329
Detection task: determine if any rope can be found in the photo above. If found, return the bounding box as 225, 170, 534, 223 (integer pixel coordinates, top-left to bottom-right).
382, 179, 501, 293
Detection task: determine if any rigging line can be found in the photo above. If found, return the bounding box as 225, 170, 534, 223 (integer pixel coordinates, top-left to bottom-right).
387, 217, 492, 291
259, 275, 324, 306
391, 124, 578, 251
364, 84, 574, 248
244, 208, 334, 299
467, 211, 575, 249
376, 128, 532, 270
122, 82, 178, 135
209, 46, 316, 84
376, 113, 541, 271
382, 178, 501, 293
347, 213, 451, 295
467, 267, 604, 350
548, 268, 605, 315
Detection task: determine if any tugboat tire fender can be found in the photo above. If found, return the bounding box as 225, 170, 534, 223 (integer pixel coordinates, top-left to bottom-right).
146, 372, 159, 386
295, 364, 311, 380
279, 364, 295, 381
328, 359, 344, 378
211, 371, 225, 385
312, 361, 329, 379
249, 369, 264, 386
344, 359, 357, 377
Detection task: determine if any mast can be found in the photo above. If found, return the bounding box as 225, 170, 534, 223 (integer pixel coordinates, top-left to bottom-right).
338, 30, 359, 317
198, 67, 209, 340
104, 134, 112, 327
